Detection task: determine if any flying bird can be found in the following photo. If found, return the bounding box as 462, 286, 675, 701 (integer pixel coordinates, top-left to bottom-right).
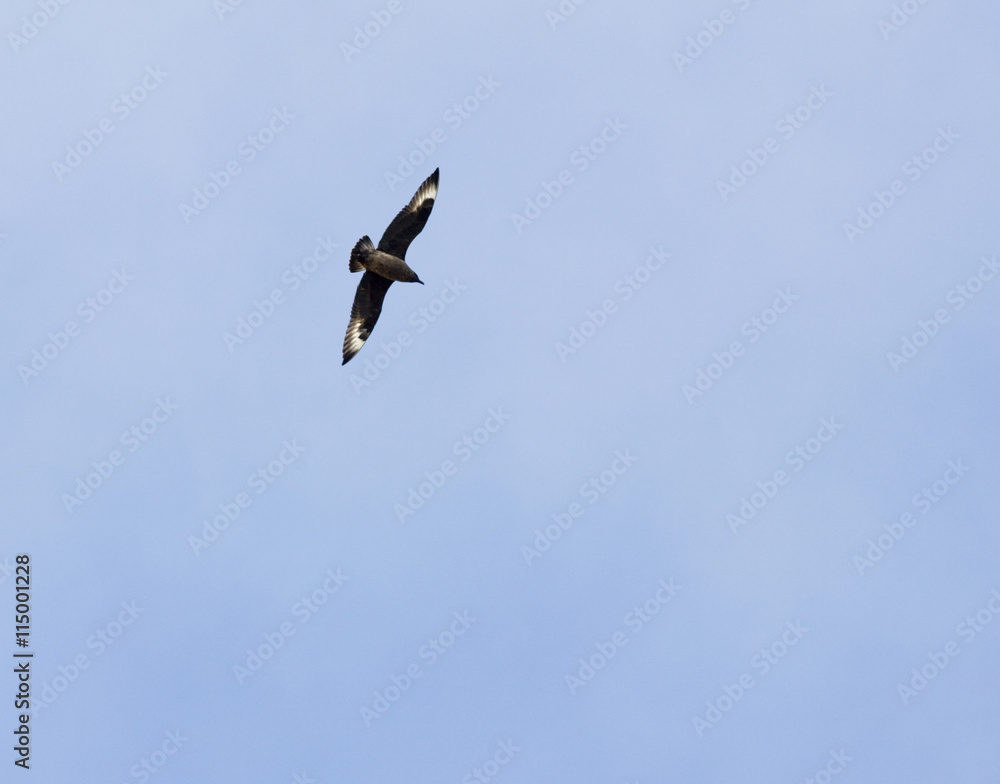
342, 168, 439, 364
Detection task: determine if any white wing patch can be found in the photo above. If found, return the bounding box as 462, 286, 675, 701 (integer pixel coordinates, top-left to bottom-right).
344, 318, 367, 359
407, 176, 437, 212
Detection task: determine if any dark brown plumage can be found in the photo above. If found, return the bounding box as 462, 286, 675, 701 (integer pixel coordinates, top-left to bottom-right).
342, 169, 439, 364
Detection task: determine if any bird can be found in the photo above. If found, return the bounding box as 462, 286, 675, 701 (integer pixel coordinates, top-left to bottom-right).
342, 168, 439, 364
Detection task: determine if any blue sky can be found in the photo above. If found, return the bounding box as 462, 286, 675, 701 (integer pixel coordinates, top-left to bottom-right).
3, 0, 999, 781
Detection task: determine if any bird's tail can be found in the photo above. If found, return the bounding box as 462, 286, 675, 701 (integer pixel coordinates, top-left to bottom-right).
349, 236, 375, 273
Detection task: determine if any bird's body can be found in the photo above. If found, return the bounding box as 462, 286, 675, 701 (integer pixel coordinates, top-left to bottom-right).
352, 241, 422, 283
342, 168, 439, 364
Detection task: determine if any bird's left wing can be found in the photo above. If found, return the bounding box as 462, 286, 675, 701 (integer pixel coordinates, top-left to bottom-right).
342, 271, 393, 364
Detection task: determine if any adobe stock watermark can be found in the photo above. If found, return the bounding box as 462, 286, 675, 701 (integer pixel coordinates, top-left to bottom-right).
7, 0, 75, 54
360, 610, 477, 726
62, 397, 180, 514
52, 65, 167, 182
0, 557, 14, 585
17, 267, 134, 386
460, 740, 520, 783
189, 438, 306, 554
521, 449, 638, 565
852, 459, 969, 575
802, 750, 852, 784
692, 620, 807, 737
214, 0, 248, 21
672, 0, 755, 73
384, 75, 500, 191
896, 588, 1000, 705
565, 578, 681, 696
546, 0, 588, 30
123, 730, 188, 783
340, 0, 403, 63
510, 117, 627, 234
726, 417, 844, 534
178, 107, 294, 223
34, 600, 144, 713
555, 247, 669, 362
716, 85, 832, 201
233, 568, 349, 684
878, 0, 932, 41
223, 236, 337, 352
348, 278, 467, 393
393, 407, 510, 522
887, 254, 998, 372
682, 287, 798, 403
842, 126, 958, 243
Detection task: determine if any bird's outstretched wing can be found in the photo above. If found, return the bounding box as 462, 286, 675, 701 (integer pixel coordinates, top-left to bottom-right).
377, 168, 439, 260
342, 271, 393, 364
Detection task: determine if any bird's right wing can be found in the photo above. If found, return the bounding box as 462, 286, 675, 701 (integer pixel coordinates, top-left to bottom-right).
377, 168, 439, 260
342, 271, 393, 364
